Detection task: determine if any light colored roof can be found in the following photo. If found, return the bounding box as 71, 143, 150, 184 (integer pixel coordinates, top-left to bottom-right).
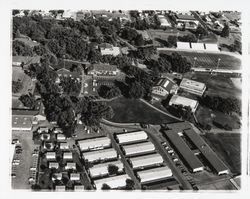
78, 137, 111, 151
122, 142, 155, 156
70, 173, 80, 180
63, 152, 73, 159
55, 185, 65, 191
46, 152, 56, 159
74, 185, 85, 190
154, 77, 175, 91
49, 162, 59, 168
205, 43, 219, 51
180, 78, 206, 92
129, 153, 164, 168
91, 64, 117, 72
137, 166, 172, 183
176, 14, 196, 20
177, 42, 191, 49
94, 174, 130, 189
66, 162, 76, 169
60, 142, 69, 149
191, 43, 205, 50
116, 131, 148, 144
158, 15, 171, 26
12, 115, 33, 130
169, 95, 198, 112
82, 148, 117, 162
89, 160, 124, 178
57, 133, 66, 140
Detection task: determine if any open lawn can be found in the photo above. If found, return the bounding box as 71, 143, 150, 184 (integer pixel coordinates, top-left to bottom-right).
202, 133, 241, 175
107, 97, 178, 124
159, 50, 241, 70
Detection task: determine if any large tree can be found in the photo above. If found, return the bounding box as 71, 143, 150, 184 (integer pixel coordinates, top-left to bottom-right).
129, 81, 145, 99
221, 24, 230, 38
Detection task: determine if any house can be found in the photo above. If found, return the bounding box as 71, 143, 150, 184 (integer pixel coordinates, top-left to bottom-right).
94, 174, 131, 189
65, 162, 76, 170
53, 127, 63, 134
52, 173, 62, 181
169, 95, 199, 112
70, 173, 80, 181
74, 185, 85, 191
158, 15, 172, 27
46, 152, 56, 160
49, 162, 59, 169
121, 141, 155, 156
151, 77, 178, 101
99, 43, 120, 56
137, 30, 151, 41
57, 133, 66, 141
12, 114, 33, 131
38, 127, 49, 134
175, 14, 199, 30
63, 152, 73, 160
88, 64, 119, 76
60, 142, 69, 150
179, 78, 206, 96
115, 131, 148, 144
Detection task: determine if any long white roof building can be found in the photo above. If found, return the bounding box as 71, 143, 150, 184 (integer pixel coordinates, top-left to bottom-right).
89, 160, 124, 178
78, 137, 111, 151
82, 148, 117, 162
137, 166, 172, 184
122, 142, 155, 156
116, 131, 148, 144
129, 153, 164, 169
94, 174, 131, 189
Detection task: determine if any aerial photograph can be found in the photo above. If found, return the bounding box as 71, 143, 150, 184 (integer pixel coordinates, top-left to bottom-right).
11, 9, 242, 191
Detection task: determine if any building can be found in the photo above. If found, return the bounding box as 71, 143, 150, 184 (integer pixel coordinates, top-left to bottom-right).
94, 174, 131, 189
137, 30, 151, 41
63, 152, 73, 160
46, 152, 56, 160
168, 95, 199, 113
129, 153, 164, 169
74, 185, 85, 191
78, 137, 111, 151
115, 131, 148, 144
56, 68, 81, 83
175, 14, 199, 30
70, 173, 80, 181
184, 129, 229, 175
12, 114, 33, 131
65, 162, 76, 170
179, 78, 206, 96
137, 166, 172, 184
151, 77, 178, 101
57, 134, 66, 141
205, 43, 219, 52
55, 185, 65, 191
99, 43, 120, 56
38, 127, 49, 134
60, 142, 69, 150
49, 162, 59, 169
89, 160, 124, 178
82, 148, 117, 162
177, 42, 191, 50
191, 43, 205, 50
121, 142, 155, 156
163, 129, 204, 173
88, 64, 119, 76
52, 173, 62, 181
158, 15, 172, 27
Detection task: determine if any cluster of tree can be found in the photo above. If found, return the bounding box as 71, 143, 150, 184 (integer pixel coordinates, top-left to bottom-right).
198, 95, 241, 115
220, 39, 242, 54
107, 164, 119, 175
59, 76, 81, 96
19, 93, 36, 108
12, 40, 34, 56
178, 34, 197, 43
98, 85, 121, 99
164, 104, 193, 121
101, 179, 135, 190
120, 27, 145, 46
128, 46, 157, 60
145, 52, 191, 74
12, 80, 23, 93
221, 24, 230, 37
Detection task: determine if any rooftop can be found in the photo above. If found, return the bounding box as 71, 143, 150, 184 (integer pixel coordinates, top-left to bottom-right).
180, 78, 206, 92
90, 64, 118, 72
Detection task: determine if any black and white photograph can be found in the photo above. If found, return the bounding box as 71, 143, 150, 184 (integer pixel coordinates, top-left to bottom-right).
0, 0, 250, 198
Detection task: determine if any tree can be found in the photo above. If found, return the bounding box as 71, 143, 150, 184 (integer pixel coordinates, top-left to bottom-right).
125, 179, 135, 190
12, 40, 33, 56
167, 35, 177, 47
129, 81, 145, 99
178, 34, 197, 42
101, 183, 111, 190
221, 24, 230, 37
19, 93, 36, 108
107, 164, 119, 175
12, 81, 23, 93
98, 85, 121, 99
12, 10, 20, 16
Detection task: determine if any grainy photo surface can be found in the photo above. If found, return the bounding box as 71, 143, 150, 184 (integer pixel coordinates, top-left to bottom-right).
11, 9, 242, 191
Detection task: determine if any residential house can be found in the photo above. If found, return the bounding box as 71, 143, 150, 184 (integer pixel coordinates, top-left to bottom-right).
88, 64, 119, 76
99, 43, 120, 56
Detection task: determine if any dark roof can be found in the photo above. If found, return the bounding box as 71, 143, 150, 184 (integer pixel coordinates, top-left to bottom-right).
163, 129, 204, 171
99, 43, 113, 49
91, 64, 117, 72
154, 77, 175, 92
176, 14, 196, 21
184, 129, 229, 174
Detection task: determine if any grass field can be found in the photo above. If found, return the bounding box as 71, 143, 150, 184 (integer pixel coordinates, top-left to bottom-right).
159, 50, 241, 70
107, 97, 178, 124
202, 133, 241, 175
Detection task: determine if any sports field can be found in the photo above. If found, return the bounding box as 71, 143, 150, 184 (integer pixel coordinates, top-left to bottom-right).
159, 50, 241, 70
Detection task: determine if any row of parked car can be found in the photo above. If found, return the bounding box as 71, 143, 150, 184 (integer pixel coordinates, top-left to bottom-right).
11, 139, 22, 178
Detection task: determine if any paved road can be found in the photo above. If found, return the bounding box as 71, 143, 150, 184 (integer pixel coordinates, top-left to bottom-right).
146, 127, 193, 190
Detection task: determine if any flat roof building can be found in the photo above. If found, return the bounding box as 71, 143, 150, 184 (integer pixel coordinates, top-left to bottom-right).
57, 134, 66, 141
177, 42, 191, 50
163, 130, 204, 172
116, 131, 148, 144
70, 173, 80, 181
158, 15, 171, 27
169, 95, 199, 112
74, 185, 85, 191
121, 142, 155, 156
60, 142, 69, 150
49, 162, 59, 169
137, 166, 172, 184
94, 174, 131, 189
179, 78, 206, 96
12, 115, 33, 131
65, 162, 76, 170
82, 148, 117, 162
46, 152, 56, 160
184, 129, 229, 175
63, 152, 73, 160
78, 137, 111, 151
89, 160, 124, 178
129, 153, 164, 169
55, 185, 65, 191
52, 173, 62, 181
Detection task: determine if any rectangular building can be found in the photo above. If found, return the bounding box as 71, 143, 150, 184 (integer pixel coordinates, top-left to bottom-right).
116, 131, 148, 144
122, 142, 155, 156
163, 130, 204, 172
89, 160, 124, 178
169, 95, 199, 112
78, 137, 111, 151
179, 78, 206, 96
82, 148, 117, 162
94, 174, 130, 189
184, 129, 229, 175
177, 42, 191, 50
129, 153, 164, 169
137, 166, 172, 184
